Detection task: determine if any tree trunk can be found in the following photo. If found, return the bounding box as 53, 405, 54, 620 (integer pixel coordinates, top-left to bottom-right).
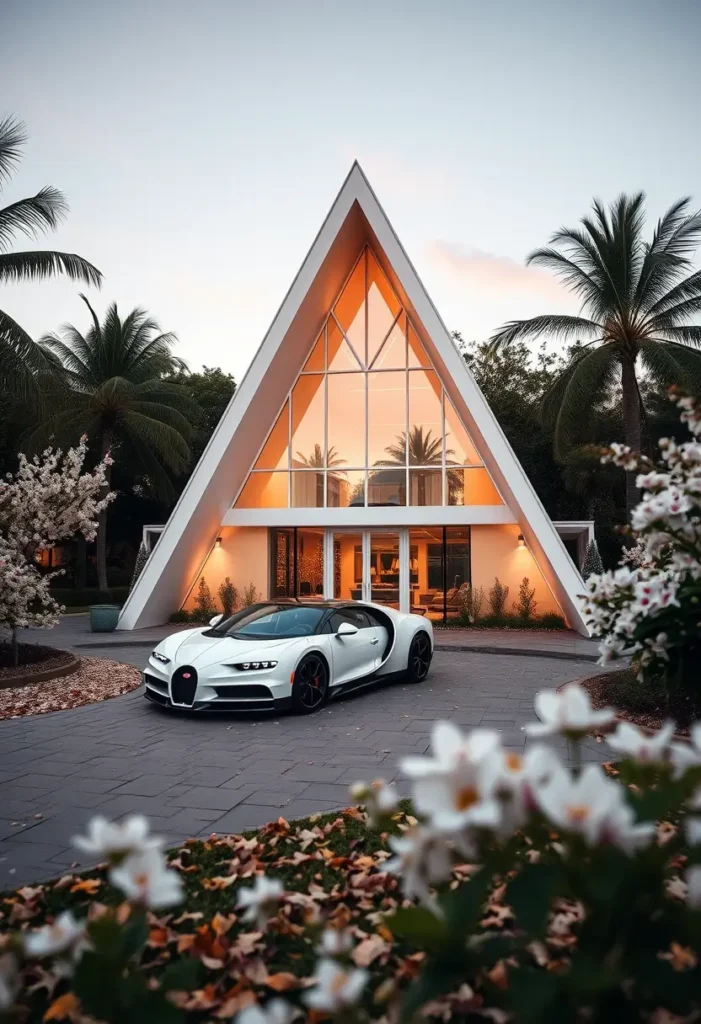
96, 433, 112, 594
75, 535, 87, 589
12, 627, 18, 668
620, 352, 642, 517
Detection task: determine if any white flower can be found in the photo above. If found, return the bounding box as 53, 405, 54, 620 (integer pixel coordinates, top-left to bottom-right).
350, 779, 398, 825
73, 815, 162, 860
671, 723, 701, 775
23, 911, 86, 959
686, 816, 701, 846
411, 760, 501, 834
237, 999, 295, 1024
385, 827, 453, 906
480, 744, 566, 832
607, 720, 674, 762
524, 684, 615, 739
109, 848, 183, 908
318, 928, 353, 957
401, 721, 500, 778
686, 866, 701, 909
304, 958, 368, 1012
535, 763, 654, 853
237, 875, 284, 926
0, 954, 18, 1011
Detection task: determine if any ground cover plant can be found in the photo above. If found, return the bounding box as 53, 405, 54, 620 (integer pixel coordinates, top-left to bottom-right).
3, 682, 701, 1022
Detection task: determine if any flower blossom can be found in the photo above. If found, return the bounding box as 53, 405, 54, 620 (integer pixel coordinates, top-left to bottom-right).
385, 826, 453, 906
524, 684, 615, 739
237, 875, 284, 926
480, 744, 566, 832
237, 999, 295, 1024
23, 911, 87, 961
350, 778, 398, 825
535, 763, 655, 853
607, 721, 674, 763
303, 959, 368, 1012
109, 848, 183, 909
73, 815, 162, 861
401, 721, 500, 779
671, 723, 701, 774
317, 928, 353, 957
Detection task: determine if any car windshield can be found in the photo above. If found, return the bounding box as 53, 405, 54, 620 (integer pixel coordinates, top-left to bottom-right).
204, 604, 326, 640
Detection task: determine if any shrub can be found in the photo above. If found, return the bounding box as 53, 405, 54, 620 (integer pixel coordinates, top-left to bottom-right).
457, 583, 485, 623
218, 576, 238, 617
488, 576, 509, 616
241, 582, 261, 607
513, 575, 537, 620
169, 609, 191, 623
582, 390, 701, 726
192, 577, 217, 622
537, 611, 566, 629
129, 542, 149, 591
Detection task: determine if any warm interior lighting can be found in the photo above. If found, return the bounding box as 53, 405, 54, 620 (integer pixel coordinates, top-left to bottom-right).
518, 533, 525, 546
216, 536, 223, 548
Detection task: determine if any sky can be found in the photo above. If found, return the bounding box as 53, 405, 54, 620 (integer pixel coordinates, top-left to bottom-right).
2, 0, 701, 383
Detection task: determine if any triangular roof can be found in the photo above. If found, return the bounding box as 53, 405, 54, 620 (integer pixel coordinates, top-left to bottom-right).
119, 162, 587, 634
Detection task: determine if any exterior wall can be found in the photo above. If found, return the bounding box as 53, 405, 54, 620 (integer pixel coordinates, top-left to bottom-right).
182, 526, 269, 613
471, 524, 565, 620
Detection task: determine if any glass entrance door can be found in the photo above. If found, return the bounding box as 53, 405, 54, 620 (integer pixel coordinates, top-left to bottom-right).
330, 530, 407, 610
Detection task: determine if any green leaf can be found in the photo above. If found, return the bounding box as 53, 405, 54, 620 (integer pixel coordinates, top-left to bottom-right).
400, 958, 466, 1022
119, 911, 149, 961
506, 863, 559, 938
501, 966, 562, 1022
72, 951, 123, 1022
160, 957, 203, 992
385, 906, 450, 951
441, 866, 492, 933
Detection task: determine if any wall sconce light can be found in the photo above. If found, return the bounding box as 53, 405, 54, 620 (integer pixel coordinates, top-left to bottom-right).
518, 533, 525, 547
216, 536, 223, 549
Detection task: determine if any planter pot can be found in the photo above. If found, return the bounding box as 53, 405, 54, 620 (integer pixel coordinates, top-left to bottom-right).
89, 604, 120, 633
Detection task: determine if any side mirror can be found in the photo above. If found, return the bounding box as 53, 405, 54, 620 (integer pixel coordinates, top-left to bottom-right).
209, 613, 224, 627
336, 621, 358, 637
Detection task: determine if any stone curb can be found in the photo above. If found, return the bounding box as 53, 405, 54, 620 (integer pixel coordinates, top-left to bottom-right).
0, 651, 81, 690
433, 643, 598, 663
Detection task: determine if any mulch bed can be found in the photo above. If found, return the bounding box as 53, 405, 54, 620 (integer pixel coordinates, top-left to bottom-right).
0, 643, 75, 679
0, 805, 589, 1022
582, 667, 690, 736
0, 655, 142, 720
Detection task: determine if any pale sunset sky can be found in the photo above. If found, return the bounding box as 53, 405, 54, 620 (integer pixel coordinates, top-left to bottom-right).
2, 0, 700, 383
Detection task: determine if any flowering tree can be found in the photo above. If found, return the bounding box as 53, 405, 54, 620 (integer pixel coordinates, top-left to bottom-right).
582, 391, 701, 723
0, 438, 114, 664
580, 539, 603, 579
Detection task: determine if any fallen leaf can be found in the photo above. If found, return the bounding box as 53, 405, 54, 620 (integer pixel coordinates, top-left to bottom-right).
201, 876, 238, 891
69, 878, 102, 895
43, 992, 79, 1021
266, 972, 301, 992
352, 934, 390, 966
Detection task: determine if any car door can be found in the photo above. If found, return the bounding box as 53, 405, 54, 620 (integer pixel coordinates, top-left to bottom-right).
326, 609, 378, 684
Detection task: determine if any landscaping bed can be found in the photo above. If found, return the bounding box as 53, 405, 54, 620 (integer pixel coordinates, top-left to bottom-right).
0, 655, 141, 719
1, 805, 582, 1023
582, 667, 691, 735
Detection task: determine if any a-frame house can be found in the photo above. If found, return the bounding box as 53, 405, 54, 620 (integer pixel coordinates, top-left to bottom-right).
119, 163, 588, 634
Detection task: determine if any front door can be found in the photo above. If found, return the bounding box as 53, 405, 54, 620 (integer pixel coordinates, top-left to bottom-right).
330, 529, 408, 612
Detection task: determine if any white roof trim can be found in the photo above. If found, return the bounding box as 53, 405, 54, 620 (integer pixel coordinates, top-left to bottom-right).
119, 162, 588, 635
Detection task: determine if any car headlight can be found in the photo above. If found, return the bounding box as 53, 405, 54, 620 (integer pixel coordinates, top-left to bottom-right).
152, 651, 170, 664
233, 661, 277, 671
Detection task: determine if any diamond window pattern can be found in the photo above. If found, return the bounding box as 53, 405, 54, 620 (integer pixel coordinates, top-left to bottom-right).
236, 246, 503, 508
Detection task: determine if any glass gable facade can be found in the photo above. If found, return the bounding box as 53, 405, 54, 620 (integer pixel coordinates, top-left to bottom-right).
234, 246, 503, 509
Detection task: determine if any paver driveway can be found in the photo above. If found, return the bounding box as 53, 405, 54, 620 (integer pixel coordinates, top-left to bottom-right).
0, 650, 601, 885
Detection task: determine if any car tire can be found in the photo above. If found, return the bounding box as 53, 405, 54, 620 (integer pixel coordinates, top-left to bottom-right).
406, 631, 432, 683
291, 653, 330, 714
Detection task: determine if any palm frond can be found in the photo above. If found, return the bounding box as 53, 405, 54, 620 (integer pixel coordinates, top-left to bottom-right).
0, 188, 68, 249
120, 410, 192, 474
643, 268, 701, 320
0, 308, 55, 405
635, 198, 701, 307
0, 250, 102, 286
128, 399, 195, 439
658, 325, 701, 348
0, 116, 26, 185
639, 339, 701, 392
649, 294, 701, 330
548, 345, 620, 459
489, 315, 601, 350
525, 247, 603, 307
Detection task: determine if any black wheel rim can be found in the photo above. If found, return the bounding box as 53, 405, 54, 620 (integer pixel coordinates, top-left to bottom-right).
297, 656, 327, 709
411, 634, 431, 679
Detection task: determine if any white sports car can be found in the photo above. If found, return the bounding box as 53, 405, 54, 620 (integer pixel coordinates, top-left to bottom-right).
143, 600, 433, 715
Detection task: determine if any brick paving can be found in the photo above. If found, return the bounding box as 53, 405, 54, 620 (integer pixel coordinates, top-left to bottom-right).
0, 649, 605, 886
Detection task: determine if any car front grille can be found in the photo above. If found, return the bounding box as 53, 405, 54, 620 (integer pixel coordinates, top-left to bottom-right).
171, 666, 198, 707
144, 672, 168, 695
212, 684, 273, 701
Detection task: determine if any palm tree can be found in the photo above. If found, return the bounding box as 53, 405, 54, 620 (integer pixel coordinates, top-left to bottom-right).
36, 296, 200, 591
376, 426, 461, 504
0, 116, 101, 402
489, 193, 701, 513
295, 443, 345, 469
